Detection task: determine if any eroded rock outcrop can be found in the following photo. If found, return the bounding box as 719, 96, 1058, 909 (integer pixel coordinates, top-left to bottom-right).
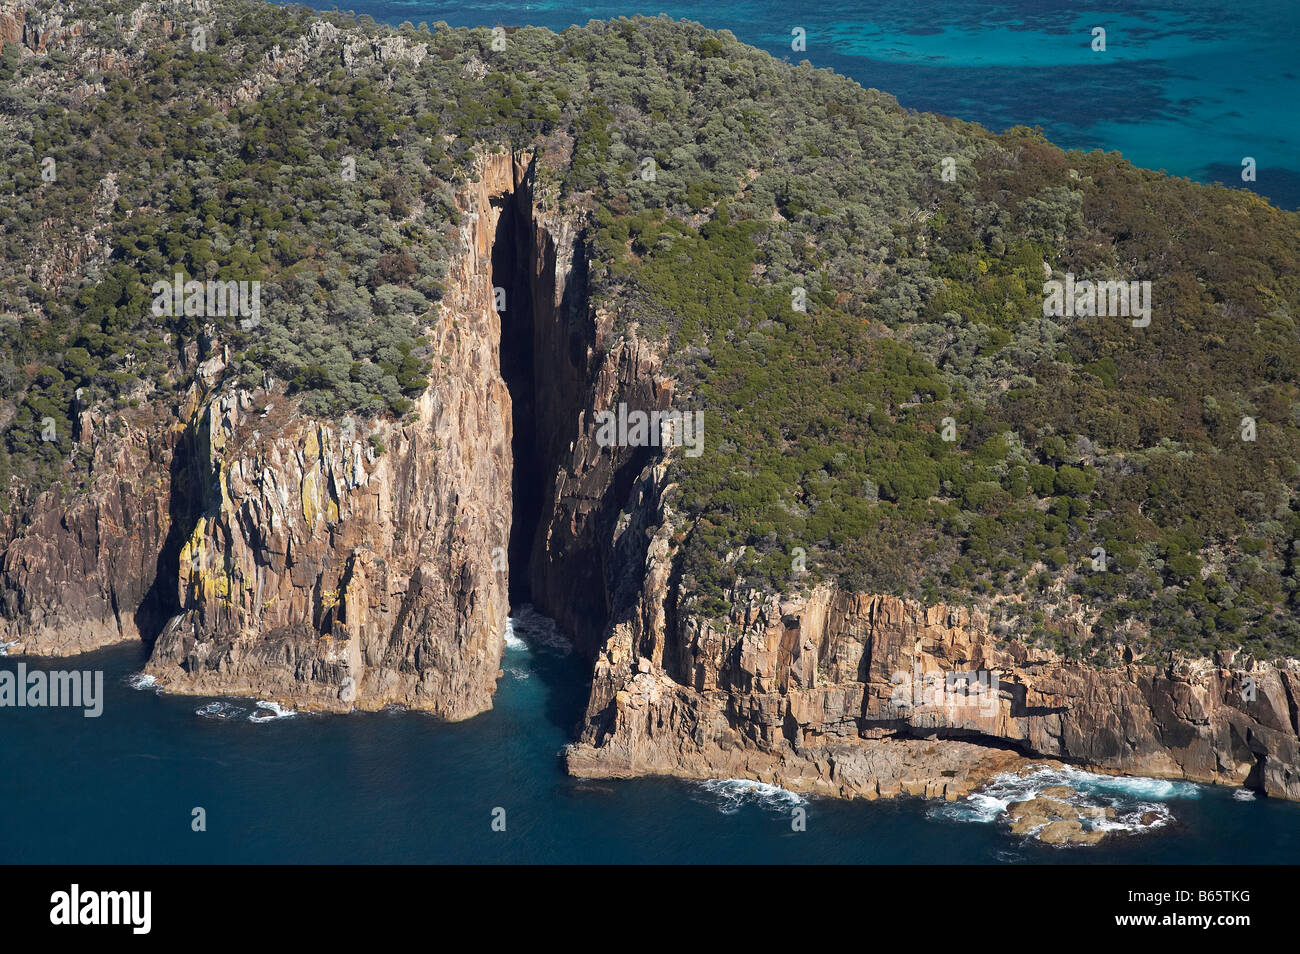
566, 554, 1300, 799
0, 402, 184, 655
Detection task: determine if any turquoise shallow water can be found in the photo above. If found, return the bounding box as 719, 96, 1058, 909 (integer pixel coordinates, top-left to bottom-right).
2, 609, 1297, 863
300, 0, 1300, 209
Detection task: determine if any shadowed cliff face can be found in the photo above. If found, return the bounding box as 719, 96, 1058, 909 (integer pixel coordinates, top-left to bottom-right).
493, 178, 543, 604
519, 239, 671, 657
0, 409, 179, 655
0, 345, 213, 657
483, 158, 668, 661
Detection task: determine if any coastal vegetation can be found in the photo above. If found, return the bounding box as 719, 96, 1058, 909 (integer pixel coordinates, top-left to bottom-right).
3, 0, 1299, 659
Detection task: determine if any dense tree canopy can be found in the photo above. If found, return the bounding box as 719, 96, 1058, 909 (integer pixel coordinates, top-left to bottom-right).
3, 0, 1299, 660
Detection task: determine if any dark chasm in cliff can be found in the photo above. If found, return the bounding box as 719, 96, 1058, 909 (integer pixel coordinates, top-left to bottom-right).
488, 159, 650, 662
492, 178, 544, 606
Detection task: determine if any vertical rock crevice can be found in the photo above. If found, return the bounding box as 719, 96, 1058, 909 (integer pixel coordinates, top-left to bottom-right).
490, 155, 675, 664
491, 170, 542, 605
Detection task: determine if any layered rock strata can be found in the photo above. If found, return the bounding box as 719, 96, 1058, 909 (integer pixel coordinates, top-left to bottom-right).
566, 562, 1300, 799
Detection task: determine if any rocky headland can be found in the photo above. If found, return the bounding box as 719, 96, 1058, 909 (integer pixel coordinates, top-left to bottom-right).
1, 0, 1298, 806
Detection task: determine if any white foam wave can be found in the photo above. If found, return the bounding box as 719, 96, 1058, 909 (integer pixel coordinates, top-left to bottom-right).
1094, 802, 1175, 832
0, 640, 16, 656
1233, 789, 1257, 801
195, 701, 247, 720
930, 791, 1008, 824
990, 764, 1199, 801
127, 673, 158, 691
1072, 771, 1199, 800
698, 778, 807, 815
931, 762, 1199, 839
503, 622, 527, 651
194, 699, 295, 721
504, 604, 572, 655
250, 700, 296, 721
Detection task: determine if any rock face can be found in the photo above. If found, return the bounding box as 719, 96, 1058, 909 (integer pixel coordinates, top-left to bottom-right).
566, 563, 1300, 800
0, 1, 85, 54
0, 402, 184, 655
143, 151, 526, 717
527, 312, 671, 656
0, 4, 25, 48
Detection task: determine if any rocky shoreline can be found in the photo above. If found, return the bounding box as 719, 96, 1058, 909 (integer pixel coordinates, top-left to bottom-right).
566, 572, 1300, 801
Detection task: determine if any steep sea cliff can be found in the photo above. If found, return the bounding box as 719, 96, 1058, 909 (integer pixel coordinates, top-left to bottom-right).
1, 0, 1298, 809
5, 136, 1297, 802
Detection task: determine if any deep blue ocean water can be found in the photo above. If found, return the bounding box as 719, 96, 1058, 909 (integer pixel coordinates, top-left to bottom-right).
2, 610, 1298, 863
295, 0, 1300, 209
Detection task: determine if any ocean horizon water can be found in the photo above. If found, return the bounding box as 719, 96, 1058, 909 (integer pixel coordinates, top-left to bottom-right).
284, 0, 1300, 210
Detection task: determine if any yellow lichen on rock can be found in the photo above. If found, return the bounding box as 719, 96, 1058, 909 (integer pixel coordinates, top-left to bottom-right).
302, 460, 321, 525
179, 515, 208, 571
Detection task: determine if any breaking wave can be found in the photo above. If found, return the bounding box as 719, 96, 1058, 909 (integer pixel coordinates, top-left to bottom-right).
503, 624, 527, 651
930, 763, 1201, 839
697, 778, 807, 815
250, 700, 296, 721
195, 699, 296, 722
504, 604, 572, 655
